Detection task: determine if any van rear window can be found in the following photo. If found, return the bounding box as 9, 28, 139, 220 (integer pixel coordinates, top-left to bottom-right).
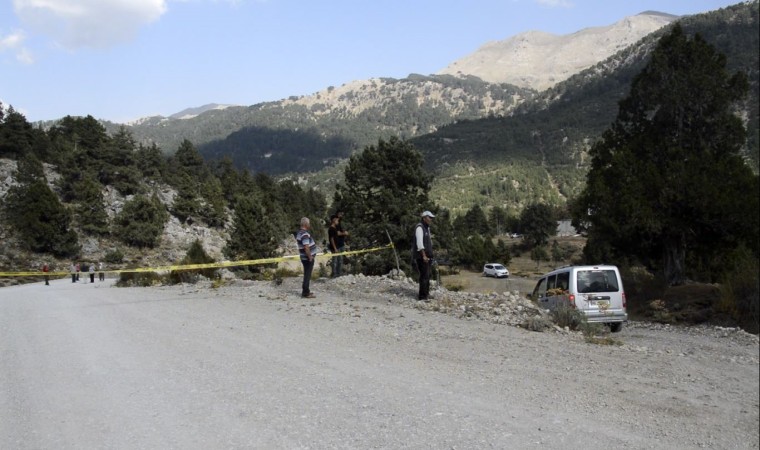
576, 270, 619, 293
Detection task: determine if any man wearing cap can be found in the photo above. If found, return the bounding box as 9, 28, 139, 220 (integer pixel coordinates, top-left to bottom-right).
413, 210, 435, 301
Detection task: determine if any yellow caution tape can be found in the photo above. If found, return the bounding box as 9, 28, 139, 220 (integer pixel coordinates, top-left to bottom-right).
0, 243, 395, 277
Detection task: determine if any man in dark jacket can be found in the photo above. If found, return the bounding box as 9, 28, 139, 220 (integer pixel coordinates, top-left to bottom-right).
412, 210, 435, 301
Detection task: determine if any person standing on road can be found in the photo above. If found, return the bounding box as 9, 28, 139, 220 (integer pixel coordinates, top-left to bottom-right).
413, 210, 435, 302
328, 215, 341, 278
334, 211, 349, 277
89, 263, 95, 283
98, 261, 105, 281
296, 217, 317, 298
42, 263, 49, 285
70, 262, 77, 283
76, 262, 80, 282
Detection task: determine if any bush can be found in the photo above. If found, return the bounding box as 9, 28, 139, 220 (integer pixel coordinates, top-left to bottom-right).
169, 239, 217, 284
719, 255, 760, 334
550, 301, 585, 330
444, 283, 464, 292
104, 248, 124, 264
116, 270, 164, 287
521, 315, 553, 332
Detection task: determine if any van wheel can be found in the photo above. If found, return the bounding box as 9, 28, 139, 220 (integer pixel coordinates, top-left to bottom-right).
609, 322, 623, 333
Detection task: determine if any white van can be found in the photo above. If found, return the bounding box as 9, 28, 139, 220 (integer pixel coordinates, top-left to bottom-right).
531, 265, 627, 332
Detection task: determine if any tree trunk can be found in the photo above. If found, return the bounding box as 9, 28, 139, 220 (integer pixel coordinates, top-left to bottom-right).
663, 238, 686, 286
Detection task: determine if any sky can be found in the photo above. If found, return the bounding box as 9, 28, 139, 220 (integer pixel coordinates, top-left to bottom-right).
0, 0, 745, 124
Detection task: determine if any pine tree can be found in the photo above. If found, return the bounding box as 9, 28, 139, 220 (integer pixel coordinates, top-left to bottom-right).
332, 137, 435, 274
135, 142, 166, 181
223, 195, 279, 264
112, 193, 168, 248
4, 178, 80, 257
520, 203, 556, 248
572, 24, 758, 285
73, 175, 110, 236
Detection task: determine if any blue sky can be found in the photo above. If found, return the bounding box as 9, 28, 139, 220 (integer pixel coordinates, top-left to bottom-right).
0, 0, 744, 123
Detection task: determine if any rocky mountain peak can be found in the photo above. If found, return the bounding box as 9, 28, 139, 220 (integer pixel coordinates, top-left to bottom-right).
437, 11, 678, 91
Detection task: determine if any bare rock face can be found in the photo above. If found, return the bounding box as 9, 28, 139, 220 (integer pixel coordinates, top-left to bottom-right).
438, 12, 677, 91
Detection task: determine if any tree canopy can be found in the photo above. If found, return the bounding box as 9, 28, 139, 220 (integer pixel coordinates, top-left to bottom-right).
332, 137, 435, 274
572, 24, 759, 285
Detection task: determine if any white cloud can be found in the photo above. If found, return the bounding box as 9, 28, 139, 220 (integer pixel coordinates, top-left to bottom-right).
535, 0, 574, 8
0, 30, 33, 64
0, 30, 25, 50
12, 0, 168, 49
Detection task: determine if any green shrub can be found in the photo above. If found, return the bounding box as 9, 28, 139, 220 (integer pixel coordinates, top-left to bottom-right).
445, 283, 464, 292
550, 301, 585, 330
104, 248, 124, 264
521, 315, 553, 332
719, 255, 760, 334
169, 239, 217, 284
116, 271, 164, 287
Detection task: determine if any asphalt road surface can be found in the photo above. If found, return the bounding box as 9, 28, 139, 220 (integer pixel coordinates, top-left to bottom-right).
1, 276, 758, 449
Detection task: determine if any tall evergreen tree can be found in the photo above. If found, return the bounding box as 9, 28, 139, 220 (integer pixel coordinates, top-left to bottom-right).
3, 178, 80, 257
73, 174, 110, 236
135, 142, 166, 181
455, 204, 492, 237
0, 107, 44, 160
112, 193, 168, 248
488, 206, 510, 236
520, 203, 557, 248
572, 24, 758, 285
198, 176, 227, 227
100, 126, 141, 195
223, 195, 279, 264
332, 137, 435, 274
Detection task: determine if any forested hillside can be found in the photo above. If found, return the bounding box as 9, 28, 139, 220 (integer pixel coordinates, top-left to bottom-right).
411, 1, 759, 216
116, 75, 535, 175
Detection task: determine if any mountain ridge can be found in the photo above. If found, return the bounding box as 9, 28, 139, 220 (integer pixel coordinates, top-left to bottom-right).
437, 11, 677, 91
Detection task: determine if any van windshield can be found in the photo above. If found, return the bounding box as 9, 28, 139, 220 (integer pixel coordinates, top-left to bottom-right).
576, 270, 620, 293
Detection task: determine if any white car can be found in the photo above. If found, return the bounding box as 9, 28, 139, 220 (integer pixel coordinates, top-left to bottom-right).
483, 263, 509, 278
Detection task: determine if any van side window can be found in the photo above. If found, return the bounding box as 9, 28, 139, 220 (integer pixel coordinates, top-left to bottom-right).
547, 274, 557, 290
557, 271, 570, 291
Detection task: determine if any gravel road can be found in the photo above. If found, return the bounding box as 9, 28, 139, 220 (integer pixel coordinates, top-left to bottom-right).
1, 274, 757, 449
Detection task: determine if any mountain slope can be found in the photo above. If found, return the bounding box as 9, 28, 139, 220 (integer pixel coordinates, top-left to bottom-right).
411, 1, 759, 216
119, 12, 679, 167
123, 75, 535, 174
438, 11, 677, 91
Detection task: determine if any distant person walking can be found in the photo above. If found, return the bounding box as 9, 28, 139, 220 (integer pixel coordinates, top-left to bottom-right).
89, 264, 95, 283
70, 262, 77, 283
412, 211, 435, 302
42, 263, 49, 285
98, 261, 105, 281
296, 217, 317, 298
75, 263, 80, 282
